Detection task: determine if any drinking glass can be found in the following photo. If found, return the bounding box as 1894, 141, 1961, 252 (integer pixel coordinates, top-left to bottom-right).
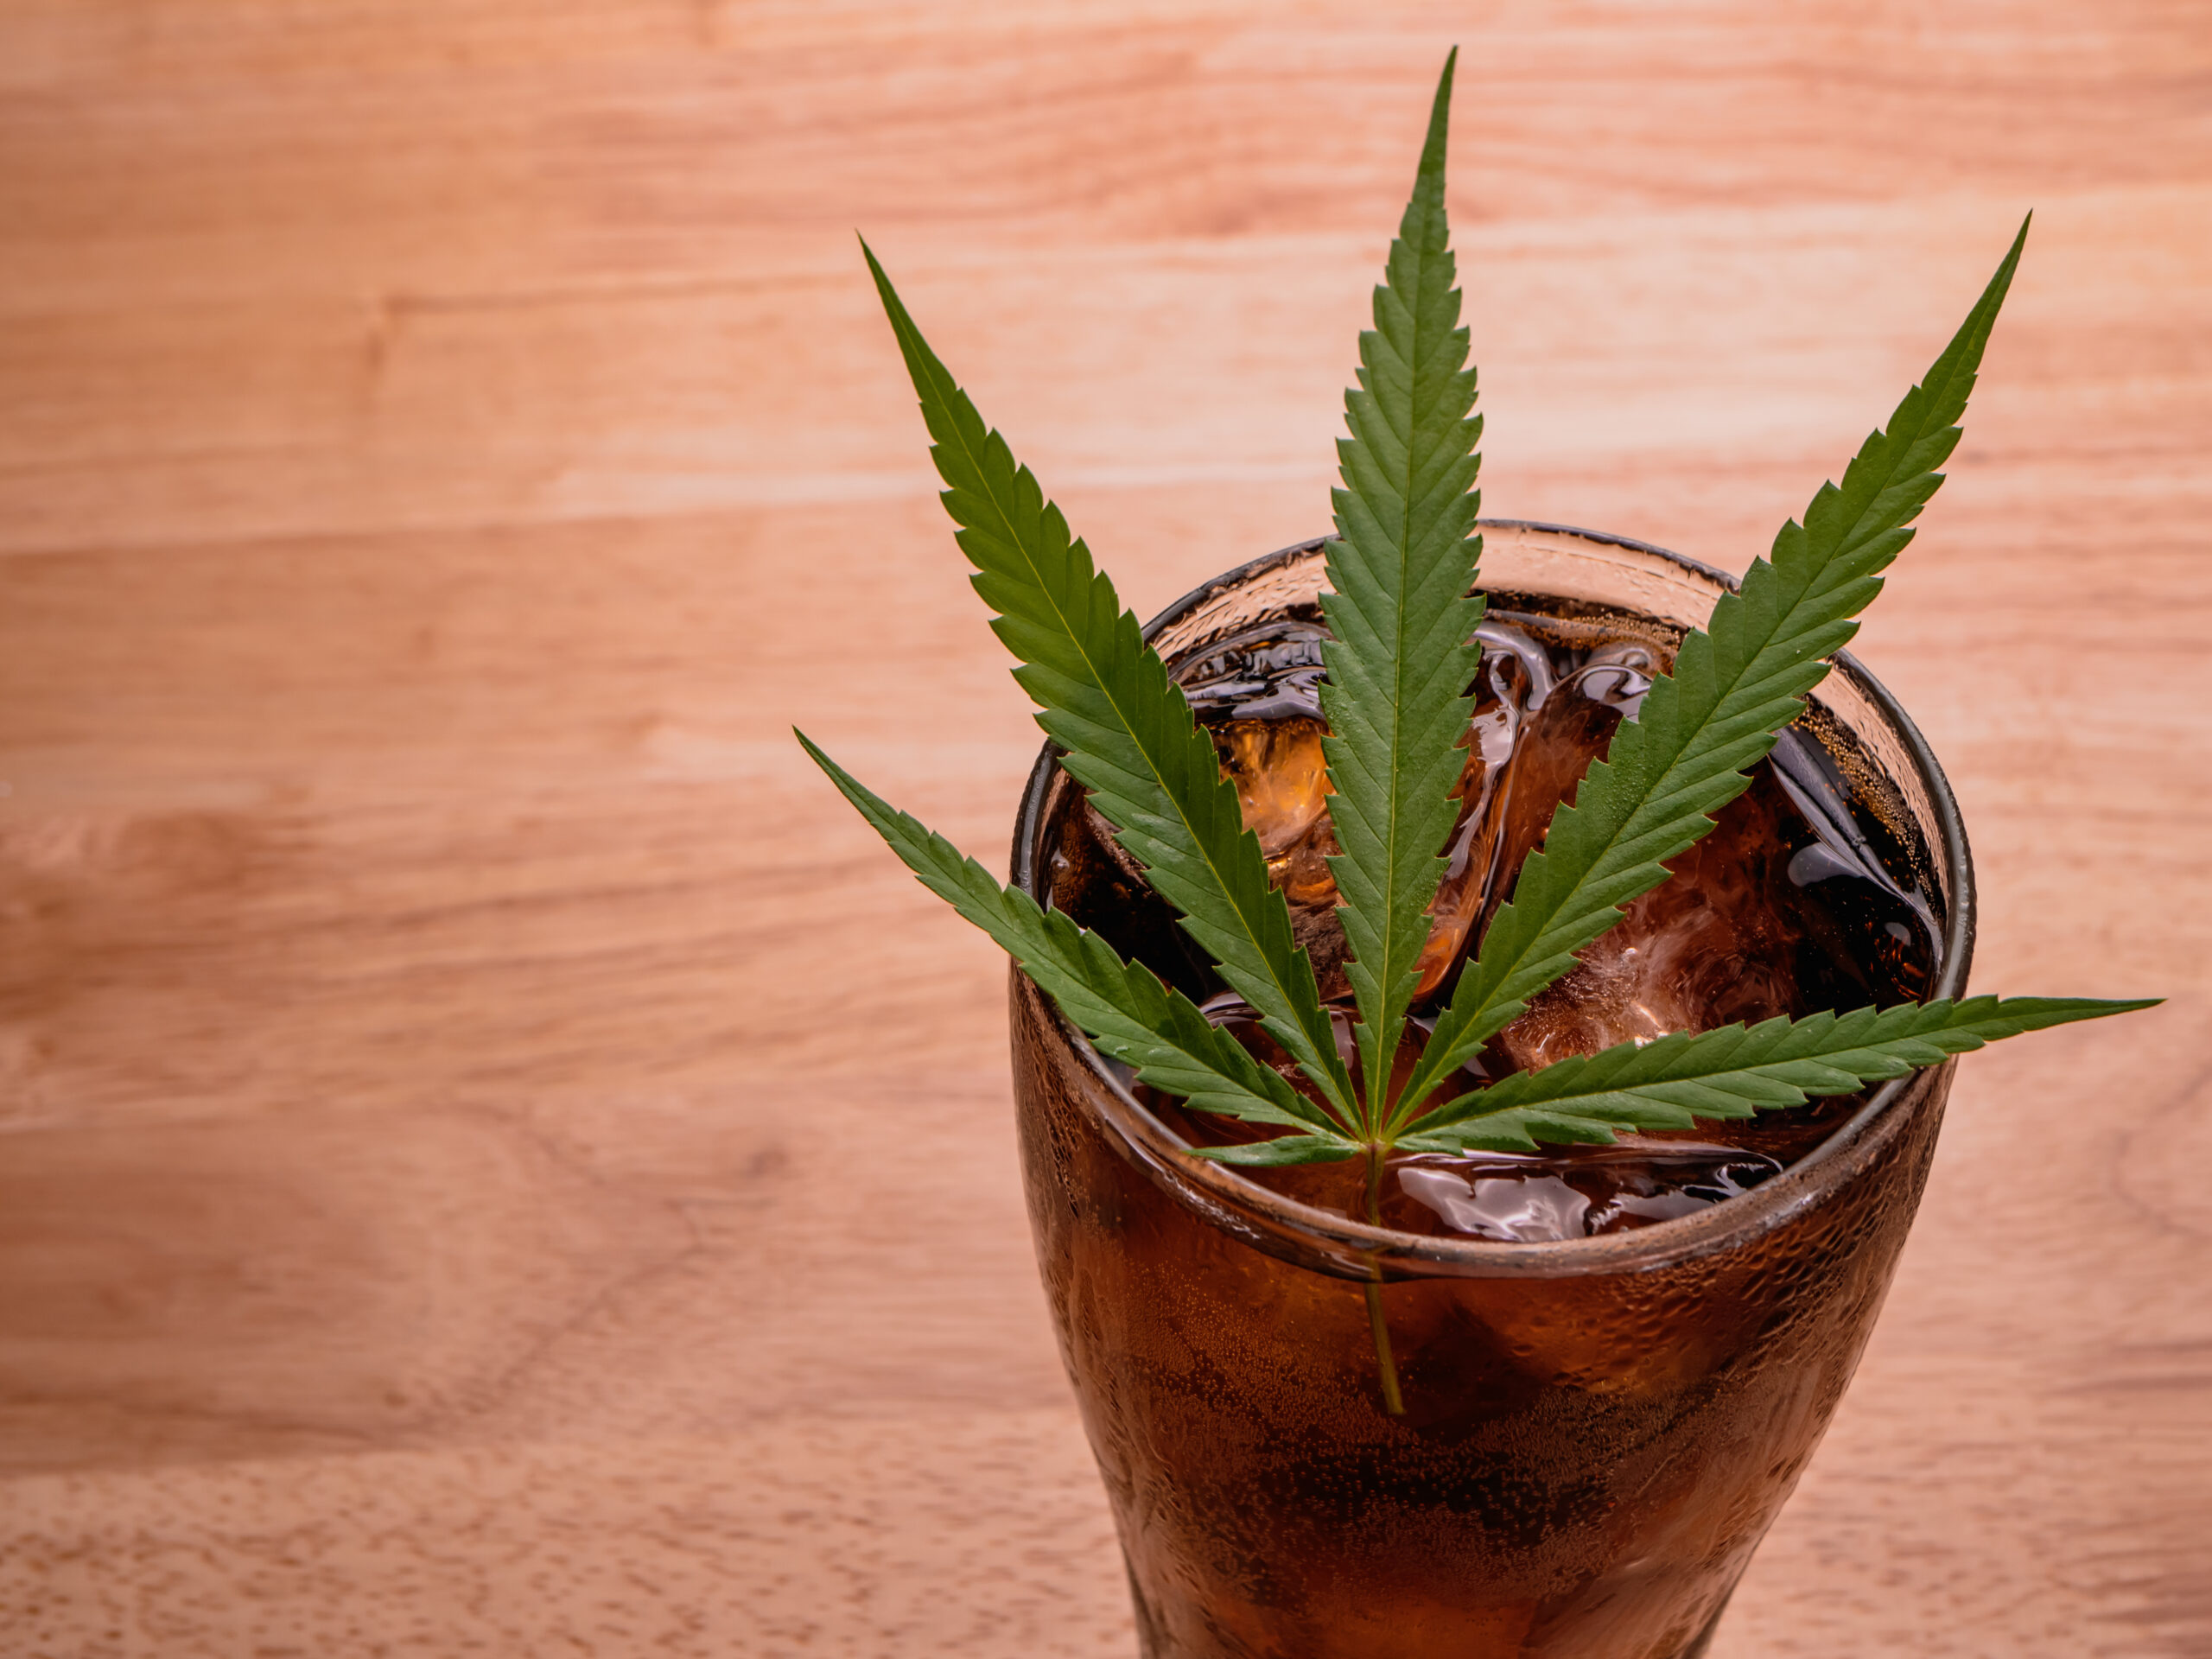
1008, 523, 1973, 1659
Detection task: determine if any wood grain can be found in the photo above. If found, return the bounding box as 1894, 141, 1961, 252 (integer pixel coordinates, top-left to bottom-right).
1, 3, 2207, 1654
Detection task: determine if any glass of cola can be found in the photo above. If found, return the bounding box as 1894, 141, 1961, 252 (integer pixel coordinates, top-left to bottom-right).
1008, 524, 1973, 1659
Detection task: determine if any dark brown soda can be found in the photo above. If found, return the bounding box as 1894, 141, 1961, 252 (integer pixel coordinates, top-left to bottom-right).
1014, 590, 1955, 1656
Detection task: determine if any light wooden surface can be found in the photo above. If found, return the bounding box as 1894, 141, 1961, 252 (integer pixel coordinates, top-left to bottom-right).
2, 3, 2208, 1655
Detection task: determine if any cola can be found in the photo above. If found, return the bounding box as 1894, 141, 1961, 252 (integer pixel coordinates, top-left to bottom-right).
1049, 600, 1944, 1235
1010, 532, 1964, 1658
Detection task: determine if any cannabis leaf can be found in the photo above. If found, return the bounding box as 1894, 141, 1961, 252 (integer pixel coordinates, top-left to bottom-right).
857, 242, 1358, 1129
811, 51, 2149, 1201
1319, 48, 1488, 1135
810, 47, 2156, 1419
1388, 217, 2035, 1128
1395, 997, 2158, 1153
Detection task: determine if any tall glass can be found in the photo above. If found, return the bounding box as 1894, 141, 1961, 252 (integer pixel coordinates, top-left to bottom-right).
1007, 524, 1974, 1659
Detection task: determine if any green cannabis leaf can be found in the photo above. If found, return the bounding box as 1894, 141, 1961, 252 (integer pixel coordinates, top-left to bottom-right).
807, 51, 2151, 1210
1319, 48, 1488, 1135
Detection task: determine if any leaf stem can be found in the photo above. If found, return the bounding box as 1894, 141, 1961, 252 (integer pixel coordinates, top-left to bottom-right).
1363, 1144, 1406, 1417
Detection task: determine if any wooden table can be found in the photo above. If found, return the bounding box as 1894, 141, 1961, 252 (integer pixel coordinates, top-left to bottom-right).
2, 4, 2207, 1654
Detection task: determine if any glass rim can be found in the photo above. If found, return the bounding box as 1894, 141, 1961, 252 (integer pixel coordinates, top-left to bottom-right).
1010, 520, 1978, 1279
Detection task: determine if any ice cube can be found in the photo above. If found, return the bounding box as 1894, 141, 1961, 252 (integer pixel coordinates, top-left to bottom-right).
1400, 1165, 1592, 1241
1493, 772, 1805, 1071
1491, 728, 1941, 1078
1393, 1143, 1783, 1242
1211, 715, 1338, 903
